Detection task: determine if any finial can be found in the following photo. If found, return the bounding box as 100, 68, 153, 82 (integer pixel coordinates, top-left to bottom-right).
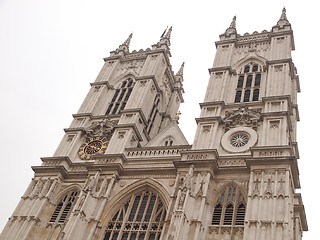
276, 7, 290, 26
280, 7, 287, 20
123, 33, 133, 46
164, 26, 172, 39
230, 16, 236, 28
175, 111, 181, 120
176, 62, 185, 76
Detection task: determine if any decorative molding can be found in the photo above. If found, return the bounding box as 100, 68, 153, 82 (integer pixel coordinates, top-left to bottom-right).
223, 106, 261, 131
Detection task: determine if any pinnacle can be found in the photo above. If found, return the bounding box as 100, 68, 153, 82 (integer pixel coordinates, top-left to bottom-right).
123, 33, 133, 47
276, 7, 290, 26
229, 16, 236, 29
280, 7, 287, 20
176, 62, 185, 76
164, 26, 172, 39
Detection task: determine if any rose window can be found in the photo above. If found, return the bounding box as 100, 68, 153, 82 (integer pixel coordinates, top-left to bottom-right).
230, 133, 249, 147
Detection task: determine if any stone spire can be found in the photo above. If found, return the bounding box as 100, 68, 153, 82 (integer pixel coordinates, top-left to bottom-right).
276, 7, 290, 26
164, 26, 172, 40
176, 62, 185, 76
153, 26, 172, 52
223, 16, 237, 37
229, 15, 236, 28
123, 33, 133, 47
111, 33, 133, 56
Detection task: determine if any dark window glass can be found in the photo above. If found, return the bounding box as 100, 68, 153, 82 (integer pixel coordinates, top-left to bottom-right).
244, 90, 250, 102
224, 204, 234, 225
235, 91, 242, 103
118, 89, 126, 101
244, 66, 250, 73
252, 89, 259, 101
235, 204, 246, 225
212, 204, 222, 225
252, 65, 258, 72
237, 76, 244, 88
246, 75, 253, 88
111, 90, 120, 102
255, 74, 261, 86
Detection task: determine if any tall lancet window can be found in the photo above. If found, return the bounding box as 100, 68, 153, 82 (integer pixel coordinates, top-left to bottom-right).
49, 190, 79, 223
106, 78, 135, 115
211, 185, 246, 227
234, 63, 262, 103
146, 94, 160, 135
103, 190, 166, 240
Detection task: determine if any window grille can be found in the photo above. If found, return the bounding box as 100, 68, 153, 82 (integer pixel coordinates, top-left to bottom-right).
234, 64, 262, 103
104, 191, 166, 240
50, 190, 79, 223
211, 186, 246, 227
106, 78, 135, 115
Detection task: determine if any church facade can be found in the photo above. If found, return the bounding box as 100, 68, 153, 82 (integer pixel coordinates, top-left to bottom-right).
0, 8, 307, 240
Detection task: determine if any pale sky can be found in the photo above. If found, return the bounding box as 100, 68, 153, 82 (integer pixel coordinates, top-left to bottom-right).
0, 0, 318, 239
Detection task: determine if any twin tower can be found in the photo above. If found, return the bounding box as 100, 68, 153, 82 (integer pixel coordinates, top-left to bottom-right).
1, 8, 307, 240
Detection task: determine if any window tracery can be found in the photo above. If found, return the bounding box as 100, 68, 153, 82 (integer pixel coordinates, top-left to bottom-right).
211, 185, 246, 227
103, 190, 166, 240
49, 190, 79, 223
106, 78, 135, 115
235, 63, 262, 103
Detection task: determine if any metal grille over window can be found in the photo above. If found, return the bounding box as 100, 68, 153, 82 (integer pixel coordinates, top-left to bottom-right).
106, 78, 135, 115
104, 191, 166, 240
49, 191, 79, 223
234, 64, 262, 103
211, 186, 246, 227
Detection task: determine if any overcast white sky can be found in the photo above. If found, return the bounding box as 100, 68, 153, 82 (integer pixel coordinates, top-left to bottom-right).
0, 0, 318, 238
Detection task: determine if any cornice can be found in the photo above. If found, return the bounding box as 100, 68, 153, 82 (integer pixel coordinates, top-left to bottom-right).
195, 116, 222, 124
113, 123, 143, 141
120, 108, 148, 126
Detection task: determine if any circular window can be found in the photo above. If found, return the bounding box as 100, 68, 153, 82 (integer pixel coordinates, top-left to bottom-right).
221, 127, 258, 153
230, 132, 249, 147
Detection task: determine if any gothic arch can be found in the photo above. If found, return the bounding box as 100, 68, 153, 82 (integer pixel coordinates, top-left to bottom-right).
100, 178, 170, 224
110, 72, 138, 89
213, 181, 248, 203
99, 178, 170, 240
51, 184, 81, 204
232, 55, 267, 73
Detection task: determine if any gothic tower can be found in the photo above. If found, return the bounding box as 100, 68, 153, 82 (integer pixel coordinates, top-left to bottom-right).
0, 9, 307, 240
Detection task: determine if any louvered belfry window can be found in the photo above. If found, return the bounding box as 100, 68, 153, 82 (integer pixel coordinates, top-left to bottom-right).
211, 186, 246, 226
50, 190, 79, 223
234, 64, 262, 103
106, 78, 135, 115
104, 191, 166, 240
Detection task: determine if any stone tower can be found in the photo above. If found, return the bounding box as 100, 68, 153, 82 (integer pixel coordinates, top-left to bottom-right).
0, 9, 307, 240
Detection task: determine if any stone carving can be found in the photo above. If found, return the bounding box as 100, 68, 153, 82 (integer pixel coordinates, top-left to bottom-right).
223, 106, 261, 132
218, 159, 246, 167
84, 118, 117, 138
264, 178, 273, 199
177, 187, 187, 210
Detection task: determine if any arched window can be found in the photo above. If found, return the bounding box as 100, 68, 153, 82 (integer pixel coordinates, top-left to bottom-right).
164, 138, 173, 146
104, 190, 166, 240
234, 63, 262, 103
50, 190, 79, 223
211, 185, 246, 227
146, 94, 160, 135
106, 78, 135, 115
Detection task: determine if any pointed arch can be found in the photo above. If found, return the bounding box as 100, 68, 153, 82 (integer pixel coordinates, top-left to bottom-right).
49, 184, 81, 224
106, 75, 136, 115
232, 55, 267, 72
100, 178, 170, 240
211, 181, 247, 227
